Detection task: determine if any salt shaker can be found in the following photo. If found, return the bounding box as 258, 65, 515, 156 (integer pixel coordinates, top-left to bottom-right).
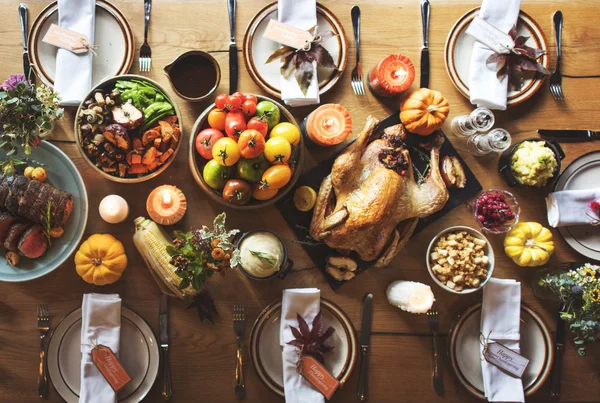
451, 107, 495, 137
467, 128, 512, 156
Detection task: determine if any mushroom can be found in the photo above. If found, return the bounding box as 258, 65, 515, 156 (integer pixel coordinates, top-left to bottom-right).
83, 98, 94, 108
80, 109, 98, 124
105, 95, 115, 107
80, 123, 93, 138
93, 89, 105, 107
109, 89, 121, 103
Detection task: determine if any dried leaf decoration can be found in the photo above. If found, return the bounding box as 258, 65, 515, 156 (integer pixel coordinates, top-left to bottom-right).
267, 27, 338, 96
287, 311, 335, 364
486, 25, 550, 90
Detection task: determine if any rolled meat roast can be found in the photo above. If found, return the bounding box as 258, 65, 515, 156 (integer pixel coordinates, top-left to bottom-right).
0, 174, 73, 227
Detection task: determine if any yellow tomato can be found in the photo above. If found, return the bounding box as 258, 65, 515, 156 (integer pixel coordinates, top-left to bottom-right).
264, 137, 291, 164
269, 122, 301, 146
207, 108, 227, 130
212, 137, 241, 166
260, 164, 292, 190
252, 184, 279, 201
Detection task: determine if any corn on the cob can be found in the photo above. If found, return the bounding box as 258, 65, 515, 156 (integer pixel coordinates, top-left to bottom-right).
133, 216, 196, 299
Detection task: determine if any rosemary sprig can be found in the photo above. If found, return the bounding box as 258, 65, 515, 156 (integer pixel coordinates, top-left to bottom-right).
42, 200, 53, 245
249, 250, 277, 268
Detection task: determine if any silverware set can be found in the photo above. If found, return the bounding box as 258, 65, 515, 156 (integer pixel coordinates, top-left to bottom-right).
228, 0, 238, 93
18, 3, 31, 81
357, 293, 373, 401
426, 302, 444, 397
159, 294, 172, 400
139, 0, 152, 72
549, 11, 564, 101
233, 305, 245, 400
420, 0, 431, 88
37, 304, 50, 399
350, 6, 365, 96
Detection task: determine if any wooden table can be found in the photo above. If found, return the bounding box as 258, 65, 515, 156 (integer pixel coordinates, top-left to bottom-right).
1, 0, 600, 402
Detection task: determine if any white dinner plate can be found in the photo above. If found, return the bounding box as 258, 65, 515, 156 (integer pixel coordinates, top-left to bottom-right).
243, 2, 348, 100
449, 303, 553, 400
554, 151, 600, 261
249, 299, 357, 398
444, 8, 549, 108
28, 0, 134, 89
47, 307, 159, 403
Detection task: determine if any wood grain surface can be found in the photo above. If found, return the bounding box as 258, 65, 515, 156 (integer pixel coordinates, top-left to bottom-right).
1, 0, 600, 402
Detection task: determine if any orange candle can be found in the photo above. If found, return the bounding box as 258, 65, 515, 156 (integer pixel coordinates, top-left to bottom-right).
301, 104, 352, 147
368, 54, 415, 97
146, 185, 187, 225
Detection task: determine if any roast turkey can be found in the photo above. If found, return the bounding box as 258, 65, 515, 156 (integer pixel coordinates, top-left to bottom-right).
309, 116, 449, 267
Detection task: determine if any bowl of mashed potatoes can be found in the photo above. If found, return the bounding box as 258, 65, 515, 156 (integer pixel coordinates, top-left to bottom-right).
499, 138, 564, 188
236, 229, 293, 280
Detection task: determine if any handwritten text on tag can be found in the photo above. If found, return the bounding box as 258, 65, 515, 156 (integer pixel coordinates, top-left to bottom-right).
483, 342, 530, 378
42, 24, 91, 54
466, 16, 515, 54
263, 19, 314, 50
299, 355, 340, 400
91, 345, 132, 392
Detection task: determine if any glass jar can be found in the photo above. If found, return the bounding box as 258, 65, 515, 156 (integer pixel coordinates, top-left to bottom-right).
451, 107, 495, 137
467, 128, 511, 156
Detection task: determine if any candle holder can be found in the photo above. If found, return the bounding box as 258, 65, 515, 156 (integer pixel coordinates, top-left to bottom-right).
146, 185, 187, 225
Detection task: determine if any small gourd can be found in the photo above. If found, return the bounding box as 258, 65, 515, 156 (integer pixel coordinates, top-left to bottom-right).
75, 234, 127, 285
504, 222, 554, 267
399, 88, 450, 136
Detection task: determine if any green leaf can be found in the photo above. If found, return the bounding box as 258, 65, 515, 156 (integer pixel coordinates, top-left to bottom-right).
178, 278, 190, 290
0, 92, 7, 99
249, 250, 277, 268
166, 245, 178, 256
295, 60, 314, 96
6, 98, 18, 105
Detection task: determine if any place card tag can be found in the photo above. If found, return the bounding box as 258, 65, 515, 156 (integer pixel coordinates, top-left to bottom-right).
483, 342, 530, 378
42, 24, 92, 54
298, 355, 340, 400
91, 345, 132, 392
466, 16, 515, 54
263, 19, 314, 50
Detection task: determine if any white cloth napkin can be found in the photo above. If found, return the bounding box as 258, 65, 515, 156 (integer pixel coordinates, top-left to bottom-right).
54, 0, 96, 106
480, 278, 524, 402
80, 293, 121, 403
280, 288, 323, 403
468, 0, 521, 110
278, 0, 320, 107
546, 189, 600, 227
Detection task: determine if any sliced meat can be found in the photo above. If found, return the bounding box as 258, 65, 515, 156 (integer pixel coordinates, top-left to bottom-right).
18, 225, 48, 259
0, 213, 18, 243
4, 222, 33, 252
17, 180, 44, 219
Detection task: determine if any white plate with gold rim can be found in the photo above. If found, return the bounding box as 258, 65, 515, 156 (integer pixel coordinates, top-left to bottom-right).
249, 299, 357, 398
47, 307, 159, 403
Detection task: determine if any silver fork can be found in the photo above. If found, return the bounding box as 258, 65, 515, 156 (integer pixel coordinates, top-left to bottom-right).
549, 11, 564, 101
350, 6, 365, 96
233, 305, 245, 400
37, 304, 50, 399
139, 0, 152, 72
426, 302, 444, 397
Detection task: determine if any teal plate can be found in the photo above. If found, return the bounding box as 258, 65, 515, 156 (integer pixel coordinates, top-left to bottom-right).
0, 141, 88, 282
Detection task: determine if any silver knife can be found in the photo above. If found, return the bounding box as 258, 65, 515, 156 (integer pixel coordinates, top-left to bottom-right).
538, 129, 599, 140
420, 0, 430, 88
18, 3, 31, 81
159, 294, 172, 400
357, 293, 373, 401
549, 305, 566, 399
227, 0, 238, 93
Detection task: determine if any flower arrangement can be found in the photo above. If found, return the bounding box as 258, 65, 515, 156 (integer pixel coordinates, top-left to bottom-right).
538, 263, 600, 355
0, 74, 64, 155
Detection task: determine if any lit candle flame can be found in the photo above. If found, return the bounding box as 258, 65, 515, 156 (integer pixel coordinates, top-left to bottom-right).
162, 189, 172, 206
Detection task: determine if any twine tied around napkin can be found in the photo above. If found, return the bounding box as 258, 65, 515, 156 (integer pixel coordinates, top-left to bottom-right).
72, 38, 98, 56
479, 330, 494, 361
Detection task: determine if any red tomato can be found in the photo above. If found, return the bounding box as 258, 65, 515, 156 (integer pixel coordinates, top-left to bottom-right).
245, 94, 258, 104
195, 128, 224, 159
241, 101, 257, 117
225, 111, 247, 141
238, 129, 266, 159
226, 94, 243, 110
231, 92, 246, 102
214, 94, 228, 110
247, 116, 268, 136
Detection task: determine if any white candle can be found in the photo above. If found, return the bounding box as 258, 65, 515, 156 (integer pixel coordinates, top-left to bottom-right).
99, 195, 129, 224
386, 280, 435, 314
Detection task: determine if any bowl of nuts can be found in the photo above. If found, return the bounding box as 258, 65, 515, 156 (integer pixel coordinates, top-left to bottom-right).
426, 226, 494, 294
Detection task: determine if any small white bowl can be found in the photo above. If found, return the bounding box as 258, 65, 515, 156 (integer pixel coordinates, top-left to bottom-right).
426, 226, 495, 294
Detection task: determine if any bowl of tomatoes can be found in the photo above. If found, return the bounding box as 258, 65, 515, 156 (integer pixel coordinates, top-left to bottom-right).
189, 92, 304, 209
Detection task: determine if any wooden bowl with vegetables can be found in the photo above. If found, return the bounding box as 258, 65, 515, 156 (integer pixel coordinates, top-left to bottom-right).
189, 93, 304, 210
75, 75, 183, 183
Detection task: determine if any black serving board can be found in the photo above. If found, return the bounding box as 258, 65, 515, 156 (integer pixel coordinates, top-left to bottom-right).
276, 112, 482, 289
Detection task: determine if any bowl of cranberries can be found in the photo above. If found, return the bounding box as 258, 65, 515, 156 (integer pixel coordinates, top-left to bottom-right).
473, 190, 520, 234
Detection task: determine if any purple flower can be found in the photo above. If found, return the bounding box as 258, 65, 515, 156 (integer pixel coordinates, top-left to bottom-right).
1, 74, 28, 91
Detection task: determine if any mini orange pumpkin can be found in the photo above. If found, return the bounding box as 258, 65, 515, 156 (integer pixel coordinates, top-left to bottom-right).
399, 89, 450, 136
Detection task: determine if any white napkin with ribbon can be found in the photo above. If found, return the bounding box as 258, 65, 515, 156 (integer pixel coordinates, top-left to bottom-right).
280, 288, 323, 403
80, 293, 121, 403
468, 0, 521, 110
546, 189, 600, 227
278, 0, 320, 107
54, 0, 96, 106
480, 278, 524, 402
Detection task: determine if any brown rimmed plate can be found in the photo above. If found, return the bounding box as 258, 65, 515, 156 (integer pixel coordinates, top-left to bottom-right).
444, 8, 549, 108
448, 303, 554, 399
28, 0, 135, 88
243, 2, 348, 100
249, 298, 357, 398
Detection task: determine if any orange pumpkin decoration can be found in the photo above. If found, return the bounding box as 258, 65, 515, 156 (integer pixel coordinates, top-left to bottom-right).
399, 89, 450, 136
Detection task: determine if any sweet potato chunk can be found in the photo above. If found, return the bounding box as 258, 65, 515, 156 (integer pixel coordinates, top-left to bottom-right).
142, 147, 159, 166
142, 129, 161, 146
159, 148, 174, 163
164, 115, 178, 124
131, 154, 142, 165
128, 164, 149, 174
